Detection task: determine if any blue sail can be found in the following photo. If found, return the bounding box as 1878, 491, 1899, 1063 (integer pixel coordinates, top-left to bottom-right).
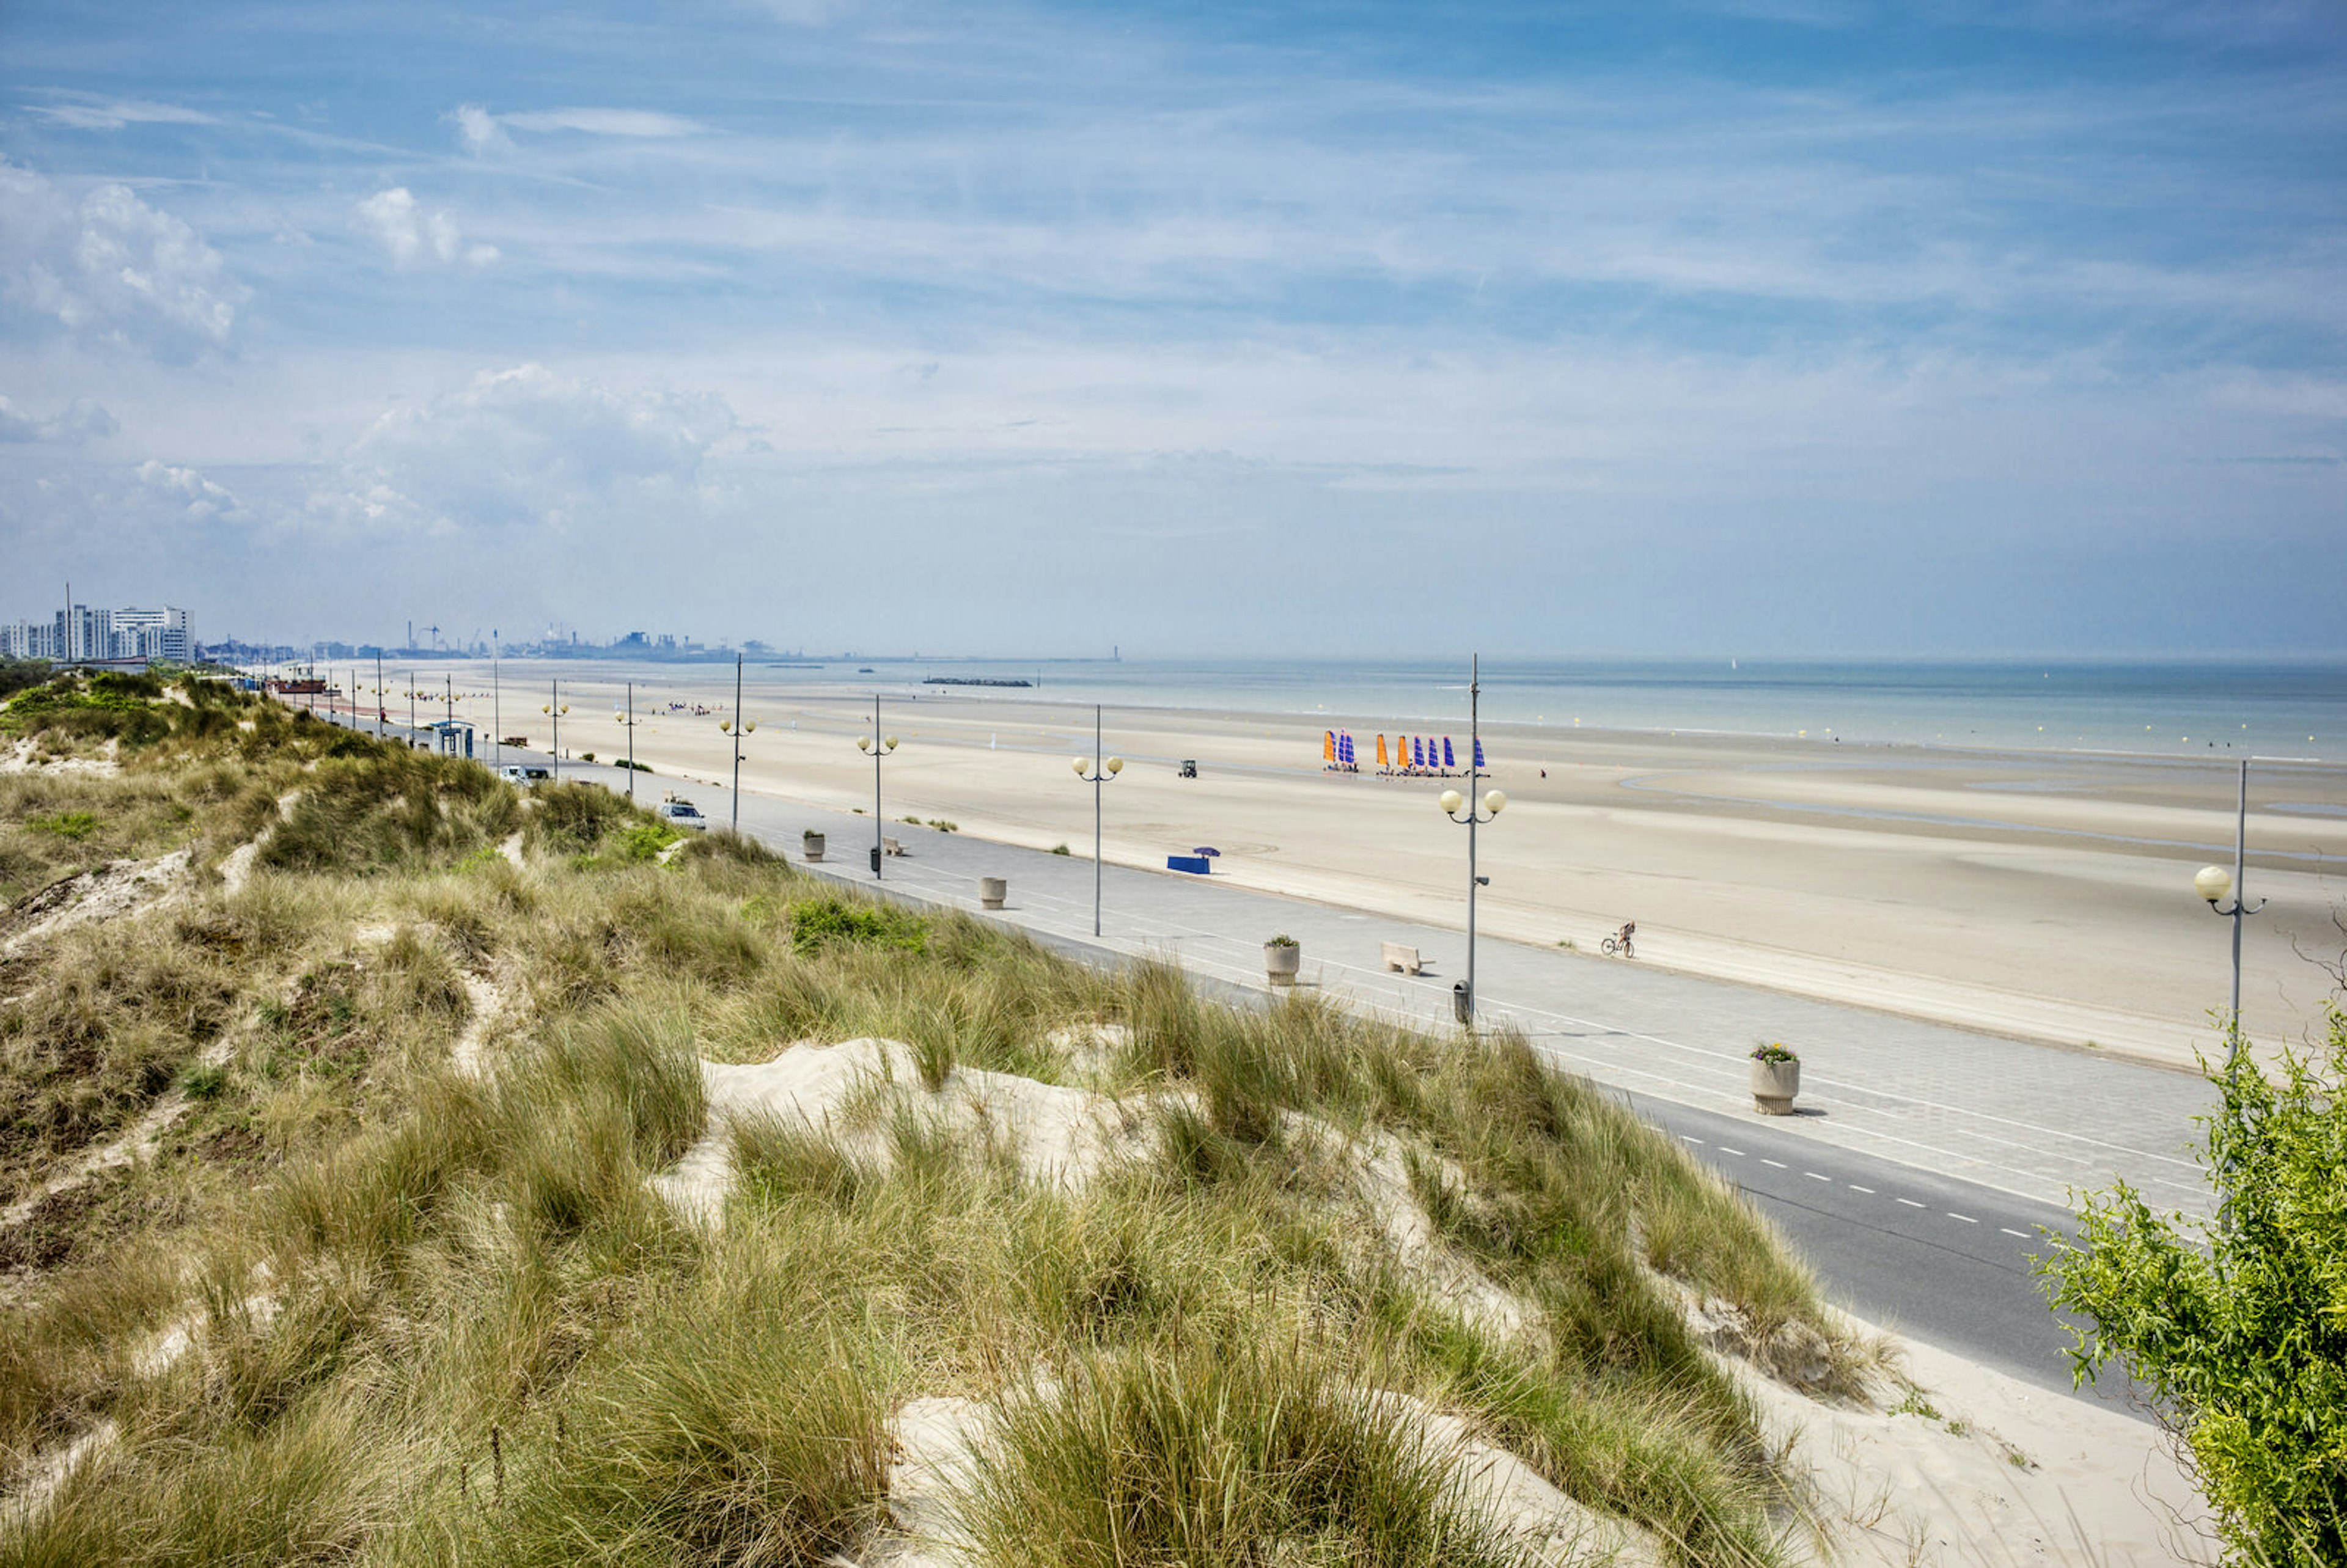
1410, 736, 1422, 767
1474, 737, 1486, 769
1442, 737, 1455, 769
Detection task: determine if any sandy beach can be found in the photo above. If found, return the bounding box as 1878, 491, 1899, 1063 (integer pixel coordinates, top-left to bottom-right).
389, 659, 2346, 1071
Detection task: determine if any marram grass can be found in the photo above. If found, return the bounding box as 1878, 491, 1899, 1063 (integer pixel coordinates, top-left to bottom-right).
0, 674, 1863, 1566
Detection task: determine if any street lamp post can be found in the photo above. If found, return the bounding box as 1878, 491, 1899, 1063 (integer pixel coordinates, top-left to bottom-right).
542, 683, 568, 780
2194, 758, 2268, 1068
719, 656, 757, 833
1071, 705, 1124, 937
373, 653, 384, 739
614, 681, 641, 800
491, 639, 501, 767
856, 696, 898, 879
408, 673, 416, 742
1438, 654, 1507, 1027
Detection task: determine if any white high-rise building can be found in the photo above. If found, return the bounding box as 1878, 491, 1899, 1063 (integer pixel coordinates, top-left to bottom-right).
1, 602, 193, 663
109, 606, 192, 661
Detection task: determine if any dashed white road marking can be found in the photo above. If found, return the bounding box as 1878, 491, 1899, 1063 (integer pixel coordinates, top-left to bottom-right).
1718, 1147, 1746, 1157
1848, 1184, 1875, 1194
1804, 1171, 1831, 1182
1897, 1198, 1926, 1209
1760, 1158, 1787, 1169
1680, 1135, 1703, 1145
1948, 1213, 1978, 1224
2000, 1228, 2032, 1238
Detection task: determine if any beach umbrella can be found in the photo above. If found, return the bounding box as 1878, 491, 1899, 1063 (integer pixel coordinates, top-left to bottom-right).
1443, 737, 1456, 770
1192, 846, 1221, 857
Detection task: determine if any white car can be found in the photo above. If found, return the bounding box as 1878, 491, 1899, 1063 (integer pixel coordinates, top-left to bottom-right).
499, 764, 551, 786
653, 797, 707, 832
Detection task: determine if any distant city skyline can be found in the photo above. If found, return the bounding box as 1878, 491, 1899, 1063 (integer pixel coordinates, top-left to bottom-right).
1, 2, 2341, 657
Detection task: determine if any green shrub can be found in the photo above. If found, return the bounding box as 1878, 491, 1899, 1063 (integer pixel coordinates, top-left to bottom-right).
2037, 1013, 2347, 1567
789, 895, 928, 958
29, 810, 99, 840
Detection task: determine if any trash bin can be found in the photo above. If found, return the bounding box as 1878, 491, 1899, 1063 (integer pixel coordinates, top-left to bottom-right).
1452, 981, 1472, 1024
869, 844, 882, 874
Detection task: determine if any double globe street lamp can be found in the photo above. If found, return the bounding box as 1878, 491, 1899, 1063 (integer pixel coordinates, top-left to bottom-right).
857, 700, 898, 878
1071, 705, 1123, 937
719, 656, 757, 833
541, 687, 569, 780
2194, 758, 2266, 1070
614, 682, 641, 800
1438, 654, 1505, 1027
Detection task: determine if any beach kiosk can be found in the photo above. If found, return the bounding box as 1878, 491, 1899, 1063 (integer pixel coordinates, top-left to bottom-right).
428, 719, 476, 760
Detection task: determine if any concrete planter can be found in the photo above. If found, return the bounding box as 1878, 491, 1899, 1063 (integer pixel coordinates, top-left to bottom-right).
979, 876, 1007, 910
1750, 1057, 1800, 1115
1264, 942, 1301, 986
803, 834, 825, 863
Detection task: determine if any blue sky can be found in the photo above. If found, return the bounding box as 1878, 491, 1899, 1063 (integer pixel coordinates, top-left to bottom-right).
1, 0, 2340, 655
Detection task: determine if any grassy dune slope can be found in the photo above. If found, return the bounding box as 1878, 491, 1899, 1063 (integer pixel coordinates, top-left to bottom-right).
0, 674, 1873, 1567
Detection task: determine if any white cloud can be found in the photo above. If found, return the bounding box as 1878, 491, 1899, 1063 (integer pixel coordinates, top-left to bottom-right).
135, 458, 239, 519
0, 395, 119, 443
21, 94, 219, 130
0, 158, 243, 357
353, 187, 492, 268
498, 108, 705, 137
450, 103, 510, 155
324, 363, 736, 536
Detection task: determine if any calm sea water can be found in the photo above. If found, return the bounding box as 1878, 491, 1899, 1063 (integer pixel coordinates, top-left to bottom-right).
587, 656, 2347, 766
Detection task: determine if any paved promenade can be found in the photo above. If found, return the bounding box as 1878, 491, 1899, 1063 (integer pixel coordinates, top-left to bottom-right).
608, 752, 2216, 1218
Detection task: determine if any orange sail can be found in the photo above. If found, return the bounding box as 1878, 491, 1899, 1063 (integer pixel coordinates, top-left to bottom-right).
1324, 730, 1336, 763
1376, 733, 1389, 766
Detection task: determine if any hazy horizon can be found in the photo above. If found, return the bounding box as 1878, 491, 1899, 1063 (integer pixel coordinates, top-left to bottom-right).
2, 2, 2341, 658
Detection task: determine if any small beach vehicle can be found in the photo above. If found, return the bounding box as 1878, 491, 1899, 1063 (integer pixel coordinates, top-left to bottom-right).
1601, 921, 1636, 958
1178, 759, 1199, 778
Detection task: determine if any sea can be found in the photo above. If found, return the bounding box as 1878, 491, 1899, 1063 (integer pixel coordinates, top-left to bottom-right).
506, 656, 2347, 768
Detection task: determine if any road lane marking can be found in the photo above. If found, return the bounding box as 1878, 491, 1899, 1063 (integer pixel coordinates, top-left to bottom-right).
1760, 1158, 1787, 1168
1848, 1184, 1875, 1193
1717, 1148, 1746, 1157
1680, 1136, 1703, 1145
1948, 1213, 1978, 1224
1804, 1171, 1832, 1182
2000, 1228, 2032, 1238
1897, 1198, 1926, 1208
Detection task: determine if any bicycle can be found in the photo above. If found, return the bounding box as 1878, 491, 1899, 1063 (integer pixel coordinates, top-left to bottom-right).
1600, 921, 1636, 959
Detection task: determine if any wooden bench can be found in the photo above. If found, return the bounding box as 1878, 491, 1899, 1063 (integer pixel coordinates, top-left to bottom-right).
883, 837, 906, 857
1381, 942, 1424, 976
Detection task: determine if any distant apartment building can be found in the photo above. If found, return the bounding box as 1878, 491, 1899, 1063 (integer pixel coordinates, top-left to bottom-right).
1, 603, 193, 663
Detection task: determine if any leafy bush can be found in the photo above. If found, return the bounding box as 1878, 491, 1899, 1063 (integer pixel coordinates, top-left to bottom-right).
2037, 1014, 2347, 1566
29, 810, 98, 841
788, 895, 928, 958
